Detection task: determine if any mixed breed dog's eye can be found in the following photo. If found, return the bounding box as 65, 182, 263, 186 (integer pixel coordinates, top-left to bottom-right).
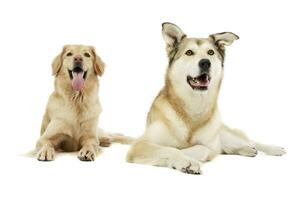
207, 49, 214, 55
185, 49, 194, 56
185, 49, 215, 56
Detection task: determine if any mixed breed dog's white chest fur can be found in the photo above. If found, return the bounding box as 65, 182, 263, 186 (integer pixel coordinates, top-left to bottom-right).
35, 22, 285, 174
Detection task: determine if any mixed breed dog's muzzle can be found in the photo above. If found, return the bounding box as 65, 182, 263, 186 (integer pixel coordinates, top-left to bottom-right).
187, 59, 211, 91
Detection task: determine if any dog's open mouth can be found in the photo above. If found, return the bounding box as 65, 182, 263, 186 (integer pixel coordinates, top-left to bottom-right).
187, 73, 211, 91
68, 67, 87, 91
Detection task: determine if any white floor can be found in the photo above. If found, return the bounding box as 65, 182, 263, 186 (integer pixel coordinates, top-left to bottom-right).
2, 143, 297, 200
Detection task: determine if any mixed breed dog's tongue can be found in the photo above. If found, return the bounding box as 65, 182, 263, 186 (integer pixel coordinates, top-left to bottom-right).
191, 75, 210, 87
72, 71, 84, 91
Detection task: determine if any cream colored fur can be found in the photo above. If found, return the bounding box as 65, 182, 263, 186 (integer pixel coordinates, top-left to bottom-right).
127, 23, 285, 174
36, 45, 107, 161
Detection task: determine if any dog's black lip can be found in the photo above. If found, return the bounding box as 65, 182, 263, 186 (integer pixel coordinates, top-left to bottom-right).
68, 68, 87, 80
187, 73, 211, 91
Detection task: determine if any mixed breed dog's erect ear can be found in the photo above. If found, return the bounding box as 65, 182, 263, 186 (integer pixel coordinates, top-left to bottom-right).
162, 22, 239, 51
51, 45, 105, 77
162, 22, 186, 49
209, 32, 239, 47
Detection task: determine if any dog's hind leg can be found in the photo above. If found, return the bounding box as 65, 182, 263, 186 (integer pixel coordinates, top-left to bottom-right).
98, 128, 113, 147
254, 142, 286, 156
219, 124, 258, 157
219, 124, 286, 156
127, 139, 202, 175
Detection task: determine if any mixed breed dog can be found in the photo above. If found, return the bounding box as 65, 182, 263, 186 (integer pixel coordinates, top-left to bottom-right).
35, 22, 285, 174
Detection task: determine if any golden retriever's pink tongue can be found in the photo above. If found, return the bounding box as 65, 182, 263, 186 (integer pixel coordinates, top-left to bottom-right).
72, 72, 84, 91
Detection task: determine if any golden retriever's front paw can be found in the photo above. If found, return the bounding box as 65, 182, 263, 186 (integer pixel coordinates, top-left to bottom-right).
78, 146, 96, 161
37, 146, 55, 161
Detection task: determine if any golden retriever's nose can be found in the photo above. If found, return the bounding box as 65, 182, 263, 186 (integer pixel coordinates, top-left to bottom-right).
74, 55, 83, 69
74, 55, 83, 63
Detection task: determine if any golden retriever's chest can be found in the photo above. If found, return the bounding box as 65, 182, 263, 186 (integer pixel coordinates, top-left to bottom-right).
68, 102, 100, 124
49, 95, 101, 126
75, 103, 94, 119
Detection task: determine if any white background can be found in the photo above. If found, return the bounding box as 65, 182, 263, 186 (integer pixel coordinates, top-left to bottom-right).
0, 0, 299, 199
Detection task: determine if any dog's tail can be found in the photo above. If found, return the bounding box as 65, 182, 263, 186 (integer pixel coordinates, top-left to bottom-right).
253, 142, 286, 156
98, 128, 135, 146
21, 149, 37, 158
109, 133, 135, 145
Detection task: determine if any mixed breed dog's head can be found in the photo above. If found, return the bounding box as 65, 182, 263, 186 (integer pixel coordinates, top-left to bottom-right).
162, 23, 238, 96
50, 22, 238, 95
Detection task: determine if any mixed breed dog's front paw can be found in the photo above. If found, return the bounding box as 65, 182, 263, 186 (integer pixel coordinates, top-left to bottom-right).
170, 157, 202, 175
34, 22, 286, 174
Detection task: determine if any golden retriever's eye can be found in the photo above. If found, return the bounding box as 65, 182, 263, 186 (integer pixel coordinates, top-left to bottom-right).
185, 50, 194, 56
207, 49, 215, 56
66, 52, 73, 56
84, 53, 91, 58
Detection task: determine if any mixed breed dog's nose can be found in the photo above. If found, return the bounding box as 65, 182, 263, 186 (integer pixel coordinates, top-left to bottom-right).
199, 59, 211, 71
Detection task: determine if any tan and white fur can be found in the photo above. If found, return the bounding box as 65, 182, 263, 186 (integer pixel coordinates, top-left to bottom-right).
36, 45, 109, 161
127, 23, 286, 174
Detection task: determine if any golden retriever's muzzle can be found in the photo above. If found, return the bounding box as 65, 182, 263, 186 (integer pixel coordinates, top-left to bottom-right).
68, 55, 87, 91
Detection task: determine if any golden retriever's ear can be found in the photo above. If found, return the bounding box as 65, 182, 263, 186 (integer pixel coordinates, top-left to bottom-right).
91, 47, 105, 76
52, 46, 66, 76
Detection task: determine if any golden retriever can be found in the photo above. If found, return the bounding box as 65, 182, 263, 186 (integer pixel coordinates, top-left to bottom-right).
36, 45, 107, 161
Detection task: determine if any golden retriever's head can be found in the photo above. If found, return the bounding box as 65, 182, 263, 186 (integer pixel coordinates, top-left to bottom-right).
52, 45, 105, 91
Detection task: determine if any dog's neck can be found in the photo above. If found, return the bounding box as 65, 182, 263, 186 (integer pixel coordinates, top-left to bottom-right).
165, 77, 221, 126
54, 74, 99, 104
